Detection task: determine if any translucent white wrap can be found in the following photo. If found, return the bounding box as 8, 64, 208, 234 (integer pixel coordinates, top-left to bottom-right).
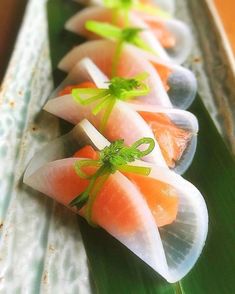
46, 59, 167, 167
153, 0, 175, 14
130, 46, 197, 109
128, 103, 198, 174
132, 13, 193, 64
65, 6, 191, 64
46, 58, 198, 172
23, 120, 208, 283
59, 40, 197, 108
74, 0, 175, 15
58, 41, 173, 106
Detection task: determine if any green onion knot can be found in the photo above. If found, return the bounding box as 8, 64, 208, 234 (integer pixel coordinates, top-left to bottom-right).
72, 73, 149, 132
70, 137, 155, 225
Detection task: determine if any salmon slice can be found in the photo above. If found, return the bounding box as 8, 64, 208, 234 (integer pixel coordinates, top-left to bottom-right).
74, 145, 179, 227
134, 13, 193, 64
153, 63, 172, 91
65, 5, 172, 62
73, 145, 99, 160
125, 173, 178, 227
142, 19, 175, 48
66, 6, 175, 48
59, 40, 172, 107
78, 0, 174, 15
23, 120, 208, 283
58, 81, 96, 96
66, 6, 125, 38
139, 111, 192, 168
59, 42, 196, 110
24, 157, 169, 279
24, 158, 143, 234
125, 46, 197, 109
44, 95, 167, 167
66, 4, 192, 64
55, 80, 191, 169
49, 58, 197, 172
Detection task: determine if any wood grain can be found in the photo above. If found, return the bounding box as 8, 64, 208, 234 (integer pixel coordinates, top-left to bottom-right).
214, 0, 235, 54
0, 0, 28, 82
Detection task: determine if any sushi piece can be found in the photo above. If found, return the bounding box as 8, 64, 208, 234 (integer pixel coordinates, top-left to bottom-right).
23, 119, 208, 283
65, 7, 170, 62
55, 56, 171, 107
75, 0, 175, 16
66, 5, 191, 64
128, 103, 198, 174
45, 58, 198, 173
132, 13, 192, 64
135, 0, 175, 15
59, 40, 197, 109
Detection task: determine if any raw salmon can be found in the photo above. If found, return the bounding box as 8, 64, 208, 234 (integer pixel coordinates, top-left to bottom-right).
24, 157, 169, 280
59, 40, 172, 106
59, 41, 197, 108
74, 145, 179, 227
66, 5, 191, 63
58, 81, 96, 96
139, 111, 192, 168
46, 79, 195, 171
23, 120, 208, 283
66, 6, 175, 48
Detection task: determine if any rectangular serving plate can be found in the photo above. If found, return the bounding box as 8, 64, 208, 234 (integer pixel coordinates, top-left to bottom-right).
0, 0, 234, 293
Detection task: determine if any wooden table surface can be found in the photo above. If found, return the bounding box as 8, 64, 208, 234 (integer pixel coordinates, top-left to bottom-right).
214, 0, 235, 53
0, 0, 28, 82
0, 0, 234, 83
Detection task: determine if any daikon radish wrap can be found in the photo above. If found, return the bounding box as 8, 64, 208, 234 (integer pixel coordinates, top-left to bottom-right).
59, 40, 197, 109
24, 119, 208, 283
46, 58, 198, 173
66, 6, 191, 64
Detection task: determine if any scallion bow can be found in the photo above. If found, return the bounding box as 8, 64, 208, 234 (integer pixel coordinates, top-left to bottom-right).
70, 137, 155, 225
72, 73, 149, 132
103, 0, 134, 25
102, 0, 171, 24
85, 20, 153, 76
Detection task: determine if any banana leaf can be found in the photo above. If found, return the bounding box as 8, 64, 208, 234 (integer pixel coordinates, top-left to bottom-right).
47, 0, 235, 293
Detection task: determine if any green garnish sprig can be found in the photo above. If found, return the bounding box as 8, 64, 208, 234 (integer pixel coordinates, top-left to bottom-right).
102, 0, 171, 23
72, 73, 149, 132
104, 0, 134, 25
85, 20, 153, 76
104, 0, 134, 10
70, 138, 155, 225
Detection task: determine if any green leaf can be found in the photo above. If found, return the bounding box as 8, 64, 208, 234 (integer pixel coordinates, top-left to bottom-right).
47, 1, 235, 293
182, 98, 235, 293
47, 0, 85, 85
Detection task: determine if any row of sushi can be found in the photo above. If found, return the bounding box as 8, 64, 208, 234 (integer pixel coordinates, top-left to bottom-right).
23, 0, 208, 283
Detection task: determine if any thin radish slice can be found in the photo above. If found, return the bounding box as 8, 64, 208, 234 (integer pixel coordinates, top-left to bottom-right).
50, 57, 109, 99
128, 160, 208, 282
24, 120, 110, 180
161, 18, 192, 64
127, 103, 198, 174
24, 120, 208, 283
48, 58, 196, 171
65, 7, 185, 63
65, 6, 117, 38
74, 0, 175, 15
152, 0, 175, 14
59, 41, 172, 107
132, 12, 192, 64
24, 157, 169, 281
44, 96, 168, 167
128, 46, 197, 109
